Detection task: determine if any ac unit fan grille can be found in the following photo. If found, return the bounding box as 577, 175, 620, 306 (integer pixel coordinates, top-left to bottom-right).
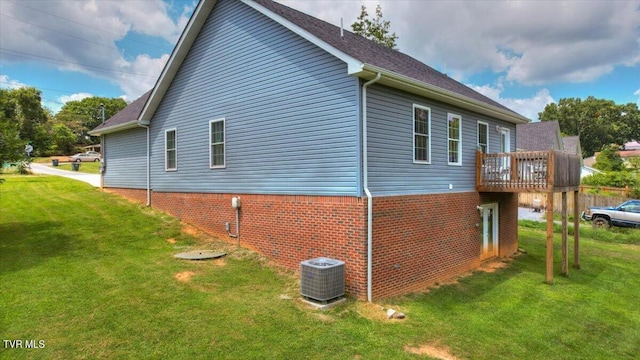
300, 257, 345, 302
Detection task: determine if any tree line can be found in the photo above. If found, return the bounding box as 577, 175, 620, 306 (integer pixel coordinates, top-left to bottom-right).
0, 87, 126, 165
538, 97, 640, 157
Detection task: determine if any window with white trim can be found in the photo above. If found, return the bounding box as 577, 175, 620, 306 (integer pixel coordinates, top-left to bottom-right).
448, 113, 462, 165
413, 105, 431, 163
209, 118, 225, 168
477, 121, 488, 153
165, 128, 177, 171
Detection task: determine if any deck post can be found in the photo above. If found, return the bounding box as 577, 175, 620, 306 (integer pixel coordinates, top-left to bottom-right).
546, 191, 554, 284
561, 192, 568, 276
573, 190, 580, 269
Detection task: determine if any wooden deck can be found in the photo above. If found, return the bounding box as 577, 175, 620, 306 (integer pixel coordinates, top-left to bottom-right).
476, 150, 581, 193
476, 150, 582, 284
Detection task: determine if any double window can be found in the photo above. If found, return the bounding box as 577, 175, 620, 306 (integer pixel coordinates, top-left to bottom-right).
447, 113, 462, 165
413, 105, 431, 163
209, 118, 225, 168
165, 128, 177, 171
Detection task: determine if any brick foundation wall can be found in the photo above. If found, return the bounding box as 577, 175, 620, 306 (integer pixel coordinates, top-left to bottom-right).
104, 188, 148, 204
109, 189, 369, 298
371, 192, 519, 299
104, 188, 518, 300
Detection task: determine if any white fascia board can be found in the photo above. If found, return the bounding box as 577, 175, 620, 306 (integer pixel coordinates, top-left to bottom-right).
361, 64, 531, 125
241, 0, 364, 74
88, 121, 139, 136
138, 0, 217, 123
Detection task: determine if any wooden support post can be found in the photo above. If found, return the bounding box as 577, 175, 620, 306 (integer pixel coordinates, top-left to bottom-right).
561, 192, 568, 276
546, 192, 554, 284
573, 190, 580, 269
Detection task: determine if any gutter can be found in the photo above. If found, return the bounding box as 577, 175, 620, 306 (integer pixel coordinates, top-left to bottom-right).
88, 120, 139, 136
359, 65, 530, 124
362, 72, 381, 303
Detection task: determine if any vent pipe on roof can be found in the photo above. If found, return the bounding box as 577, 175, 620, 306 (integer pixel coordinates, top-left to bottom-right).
340, 18, 344, 40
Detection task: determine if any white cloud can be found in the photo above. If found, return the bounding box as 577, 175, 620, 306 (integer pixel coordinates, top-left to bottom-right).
59, 93, 93, 103
0, 75, 27, 89
280, 0, 640, 85
468, 83, 555, 121
115, 54, 169, 101
635, 89, 640, 106
0, 0, 184, 100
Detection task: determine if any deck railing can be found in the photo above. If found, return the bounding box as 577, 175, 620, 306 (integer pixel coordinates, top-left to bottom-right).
476, 150, 581, 192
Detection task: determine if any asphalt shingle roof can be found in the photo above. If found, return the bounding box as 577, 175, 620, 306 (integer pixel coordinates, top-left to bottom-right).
516, 121, 562, 151
562, 136, 581, 156
91, 90, 151, 132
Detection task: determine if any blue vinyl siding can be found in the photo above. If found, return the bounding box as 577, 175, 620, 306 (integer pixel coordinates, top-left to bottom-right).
149, 0, 359, 195
104, 128, 147, 189
366, 84, 516, 196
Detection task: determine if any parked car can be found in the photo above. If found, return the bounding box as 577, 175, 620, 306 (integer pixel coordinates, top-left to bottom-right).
581, 199, 640, 229
69, 153, 101, 162
85, 151, 101, 157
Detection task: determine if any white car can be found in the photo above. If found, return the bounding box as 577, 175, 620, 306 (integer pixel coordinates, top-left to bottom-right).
68, 153, 101, 162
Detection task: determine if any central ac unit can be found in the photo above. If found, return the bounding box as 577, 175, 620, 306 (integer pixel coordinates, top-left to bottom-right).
300, 257, 345, 302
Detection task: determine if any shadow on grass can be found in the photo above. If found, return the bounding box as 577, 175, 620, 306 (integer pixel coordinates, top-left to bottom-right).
0, 221, 75, 273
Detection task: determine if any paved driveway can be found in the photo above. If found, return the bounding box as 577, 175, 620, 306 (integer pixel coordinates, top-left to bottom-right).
29, 163, 101, 187
518, 207, 545, 222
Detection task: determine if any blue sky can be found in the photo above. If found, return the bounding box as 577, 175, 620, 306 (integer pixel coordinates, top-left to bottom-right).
1, 0, 639, 121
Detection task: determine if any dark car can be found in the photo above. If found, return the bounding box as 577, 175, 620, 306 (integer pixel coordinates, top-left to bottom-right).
581, 199, 640, 229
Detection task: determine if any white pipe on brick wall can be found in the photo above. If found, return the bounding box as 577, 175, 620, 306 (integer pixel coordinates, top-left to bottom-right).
362, 73, 381, 302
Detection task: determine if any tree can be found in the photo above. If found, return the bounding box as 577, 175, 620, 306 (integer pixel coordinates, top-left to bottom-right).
1, 87, 51, 156
56, 97, 127, 145
627, 156, 640, 171
48, 123, 77, 155
538, 97, 640, 157
593, 145, 624, 172
351, 5, 398, 49
0, 90, 24, 168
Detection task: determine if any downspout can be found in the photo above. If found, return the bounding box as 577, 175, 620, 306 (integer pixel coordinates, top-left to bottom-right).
137, 123, 151, 206
362, 73, 381, 302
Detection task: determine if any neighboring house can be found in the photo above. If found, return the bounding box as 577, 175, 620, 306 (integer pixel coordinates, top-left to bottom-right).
516, 121, 564, 152
516, 122, 592, 178
623, 141, 640, 150
90, 0, 532, 300
581, 166, 602, 178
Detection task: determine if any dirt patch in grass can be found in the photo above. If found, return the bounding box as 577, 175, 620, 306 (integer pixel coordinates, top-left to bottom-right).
213, 258, 226, 266
174, 271, 196, 283
166, 238, 177, 244
404, 343, 459, 360
477, 259, 511, 273
355, 302, 405, 322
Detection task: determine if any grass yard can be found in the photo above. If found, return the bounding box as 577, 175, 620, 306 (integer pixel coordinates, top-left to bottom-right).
1, 175, 639, 359
53, 161, 101, 174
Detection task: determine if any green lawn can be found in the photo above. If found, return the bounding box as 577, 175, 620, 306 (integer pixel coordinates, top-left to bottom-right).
54, 161, 101, 174
1, 175, 639, 359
